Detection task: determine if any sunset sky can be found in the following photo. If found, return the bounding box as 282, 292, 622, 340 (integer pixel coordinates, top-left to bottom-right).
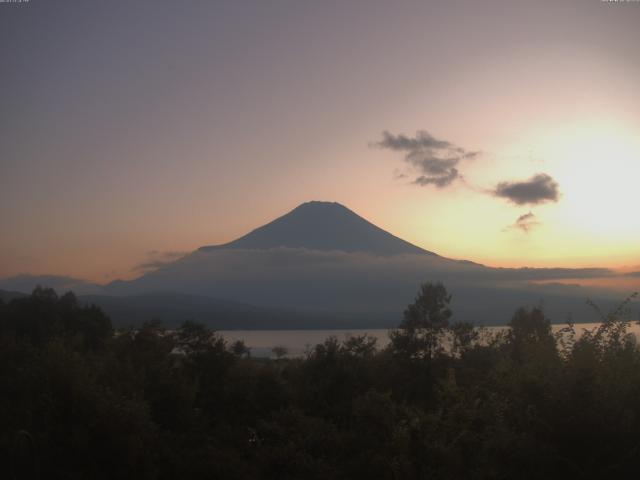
2, 0, 640, 283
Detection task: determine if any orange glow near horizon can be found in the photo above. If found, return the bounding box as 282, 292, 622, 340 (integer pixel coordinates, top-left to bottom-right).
1, 2, 639, 286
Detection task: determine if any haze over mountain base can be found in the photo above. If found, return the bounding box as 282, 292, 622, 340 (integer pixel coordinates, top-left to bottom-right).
1, 202, 636, 328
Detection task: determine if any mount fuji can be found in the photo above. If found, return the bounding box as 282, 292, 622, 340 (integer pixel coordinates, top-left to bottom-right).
199, 201, 435, 256
1, 201, 625, 328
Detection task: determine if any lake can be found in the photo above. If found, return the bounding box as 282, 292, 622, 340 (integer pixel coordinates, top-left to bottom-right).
219, 321, 640, 358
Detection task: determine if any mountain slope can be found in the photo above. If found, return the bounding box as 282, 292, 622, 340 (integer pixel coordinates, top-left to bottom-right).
199, 201, 434, 255
81, 292, 380, 329
0, 289, 28, 302
85, 200, 629, 327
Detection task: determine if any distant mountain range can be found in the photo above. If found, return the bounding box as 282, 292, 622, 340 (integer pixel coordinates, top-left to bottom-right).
1, 201, 632, 328
0, 289, 27, 302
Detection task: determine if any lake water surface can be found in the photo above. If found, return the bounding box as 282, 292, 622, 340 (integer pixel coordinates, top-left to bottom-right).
220, 322, 640, 358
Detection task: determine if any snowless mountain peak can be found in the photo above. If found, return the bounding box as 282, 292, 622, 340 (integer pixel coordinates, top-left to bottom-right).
199, 201, 435, 256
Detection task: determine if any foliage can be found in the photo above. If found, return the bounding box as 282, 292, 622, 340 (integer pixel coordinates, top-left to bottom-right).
1, 285, 640, 479
389, 282, 452, 360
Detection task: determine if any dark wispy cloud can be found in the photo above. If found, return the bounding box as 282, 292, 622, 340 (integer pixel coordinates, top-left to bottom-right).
375, 130, 479, 188
507, 212, 539, 233
493, 173, 560, 205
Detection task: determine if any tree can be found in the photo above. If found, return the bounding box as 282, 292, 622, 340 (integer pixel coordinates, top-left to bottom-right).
230, 339, 251, 358
402, 282, 452, 332
271, 345, 288, 359
390, 282, 452, 360
450, 320, 478, 356
341, 334, 378, 358
175, 320, 226, 356
507, 306, 555, 363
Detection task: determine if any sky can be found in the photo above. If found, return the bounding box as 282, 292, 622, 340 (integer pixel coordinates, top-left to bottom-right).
1, 0, 640, 283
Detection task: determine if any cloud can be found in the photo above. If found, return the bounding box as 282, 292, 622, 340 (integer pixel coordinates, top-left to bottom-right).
493, 173, 560, 205
121, 248, 619, 296
135, 250, 187, 271
507, 212, 540, 233
373, 130, 562, 212
105, 247, 628, 325
414, 169, 459, 188
377, 130, 453, 151
136, 261, 172, 271
375, 130, 479, 188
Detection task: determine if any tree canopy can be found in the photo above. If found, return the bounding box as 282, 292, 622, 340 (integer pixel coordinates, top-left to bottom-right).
1, 285, 639, 479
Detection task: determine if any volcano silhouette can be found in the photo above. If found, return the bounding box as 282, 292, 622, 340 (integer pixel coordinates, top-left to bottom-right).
199, 201, 435, 255
11, 200, 617, 328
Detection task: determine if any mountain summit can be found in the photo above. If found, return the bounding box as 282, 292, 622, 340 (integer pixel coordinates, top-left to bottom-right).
199, 201, 435, 255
